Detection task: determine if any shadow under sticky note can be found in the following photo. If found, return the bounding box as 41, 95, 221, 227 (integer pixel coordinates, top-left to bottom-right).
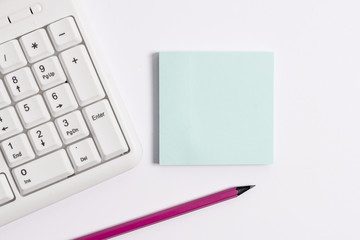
159, 52, 274, 165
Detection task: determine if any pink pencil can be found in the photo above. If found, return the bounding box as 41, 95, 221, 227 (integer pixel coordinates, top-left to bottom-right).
75, 186, 254, 240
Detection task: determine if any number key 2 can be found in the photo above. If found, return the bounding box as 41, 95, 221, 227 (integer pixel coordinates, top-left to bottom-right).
28, 122, 62, 156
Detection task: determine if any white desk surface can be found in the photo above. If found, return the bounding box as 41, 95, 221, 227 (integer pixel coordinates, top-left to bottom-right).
1, 0, 360, 239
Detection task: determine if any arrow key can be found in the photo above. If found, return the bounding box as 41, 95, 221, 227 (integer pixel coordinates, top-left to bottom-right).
44, 83, 78, 117
28, 122, 62, 156
4, 67, 39, 101
0, 107, 23, 141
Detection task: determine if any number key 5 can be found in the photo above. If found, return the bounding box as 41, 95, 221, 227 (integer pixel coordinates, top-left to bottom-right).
16, 95, 51, 129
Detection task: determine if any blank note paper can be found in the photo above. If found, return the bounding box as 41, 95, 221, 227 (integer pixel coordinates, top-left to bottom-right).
159, 52, 274, 165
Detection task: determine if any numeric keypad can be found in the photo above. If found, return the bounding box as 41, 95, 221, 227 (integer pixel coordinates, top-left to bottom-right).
0, 17, 129, 201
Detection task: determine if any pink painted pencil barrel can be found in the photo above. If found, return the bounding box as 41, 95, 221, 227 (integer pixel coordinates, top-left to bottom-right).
75, 186, 254, 240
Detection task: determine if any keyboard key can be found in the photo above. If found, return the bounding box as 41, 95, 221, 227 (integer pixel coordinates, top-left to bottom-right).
28, 122, 62, 156
67, 138, 101, 172
0, 40, 27, 74
32, 56, 67, 90
60, 45, 105, 106
19, 29, 54, 63
4, 67, 39, 101
55, 111, 89, 144
0, 107, 23, 141
16, 95, 50, 129
1, 134, 35, 167
0, 80, 11, 109
48, 17, 82, 51
12, 150, 74, 195
0, 173, 14, 205
83, 100, 128, 160
44, 84, 78, 117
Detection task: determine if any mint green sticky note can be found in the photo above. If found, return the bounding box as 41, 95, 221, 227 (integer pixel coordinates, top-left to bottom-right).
159, 52, 274, 165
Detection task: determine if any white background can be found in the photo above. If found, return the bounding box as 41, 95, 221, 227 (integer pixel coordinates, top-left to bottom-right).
1, 0, 360, 239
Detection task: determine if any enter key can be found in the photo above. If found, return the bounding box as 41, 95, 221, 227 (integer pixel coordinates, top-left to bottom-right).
83, 100, 129, 160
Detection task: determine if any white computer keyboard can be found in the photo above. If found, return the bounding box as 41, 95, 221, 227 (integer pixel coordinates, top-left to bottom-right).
0, 0, 142, 227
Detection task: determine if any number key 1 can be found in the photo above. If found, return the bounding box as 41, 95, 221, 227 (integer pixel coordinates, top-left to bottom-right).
0, 134, 35, 167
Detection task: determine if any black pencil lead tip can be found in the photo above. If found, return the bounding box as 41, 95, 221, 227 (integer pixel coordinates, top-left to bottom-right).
236, 185, 255, 195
